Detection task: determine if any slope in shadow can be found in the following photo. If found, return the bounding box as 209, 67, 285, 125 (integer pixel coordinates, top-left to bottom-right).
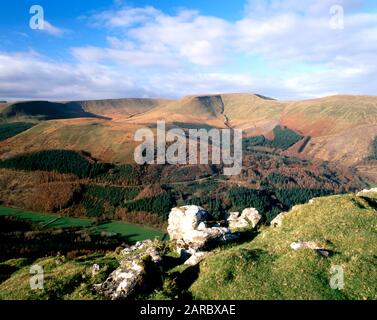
1, 101, 110, 120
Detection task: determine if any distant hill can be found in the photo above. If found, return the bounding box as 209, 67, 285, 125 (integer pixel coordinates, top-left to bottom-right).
0, 93, 376, 170
78, 98, 173, 118
0, 101, 107, 121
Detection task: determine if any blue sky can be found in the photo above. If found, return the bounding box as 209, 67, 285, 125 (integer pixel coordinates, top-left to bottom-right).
0, 0, 377, 101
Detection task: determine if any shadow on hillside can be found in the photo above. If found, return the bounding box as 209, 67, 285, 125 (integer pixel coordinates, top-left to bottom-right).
3, 101, 112, 121
360, 196, 377, 211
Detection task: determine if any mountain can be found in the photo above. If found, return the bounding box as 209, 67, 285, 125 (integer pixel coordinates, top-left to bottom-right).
0, 93, 376, 177
79, 98, 173, 118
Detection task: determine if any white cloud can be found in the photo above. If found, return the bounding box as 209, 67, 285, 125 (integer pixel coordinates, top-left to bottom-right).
42, 20, 67, 37
1, 1, 377, 100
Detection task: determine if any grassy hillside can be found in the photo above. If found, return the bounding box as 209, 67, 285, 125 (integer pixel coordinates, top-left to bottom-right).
1, 192, 376, 300
0, 94, 377, 168
188, 192, 377, 300
79, 98, 173, 118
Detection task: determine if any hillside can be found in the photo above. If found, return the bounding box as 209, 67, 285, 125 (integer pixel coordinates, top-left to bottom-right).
0, 101, 105, 121
186, 192, 377, 299
0, 93, 376, 177
79, 98, 173, 118
1, 191, 376, 300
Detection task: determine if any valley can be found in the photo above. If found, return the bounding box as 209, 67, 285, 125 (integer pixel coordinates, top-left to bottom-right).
0, 93, 376, 300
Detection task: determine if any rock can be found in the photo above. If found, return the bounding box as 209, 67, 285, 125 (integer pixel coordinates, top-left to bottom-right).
96, 240, 162, 300
290, 241, 331, 257
357, 188, 377, 196
167, 205, 239, 258
227, 208, 261, 231
92, 264, 100, 277
290, 241, 323, 251
167, 206, 208, 241
241, 208, 262, 227
184, 252, 209, 266
271, 212, 289, 227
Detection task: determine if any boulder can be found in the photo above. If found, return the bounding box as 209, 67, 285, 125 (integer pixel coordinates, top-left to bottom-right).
167, 205, 208, 241
241, 208, 262, 227
167, 205, 239, 258
184, 252, 209, 266
357, 188, 377, 196
271, 212, 289, 227
227, 208, 262, 231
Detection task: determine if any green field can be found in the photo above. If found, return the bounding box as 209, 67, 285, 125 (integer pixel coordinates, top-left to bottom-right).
0, 206, 165, 243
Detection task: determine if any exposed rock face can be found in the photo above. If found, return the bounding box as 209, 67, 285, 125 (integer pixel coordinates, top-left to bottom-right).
271, 212, 289, 227
167, 206, 209, 241
96, 240, 162, 300
167, 205, 240, 258
227, 208, 262, 231
357, 188, 377, 196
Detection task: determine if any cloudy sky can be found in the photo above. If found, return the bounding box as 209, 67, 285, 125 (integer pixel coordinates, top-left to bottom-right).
0, 0, 377, 101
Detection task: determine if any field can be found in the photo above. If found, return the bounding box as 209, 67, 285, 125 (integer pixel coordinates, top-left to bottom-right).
0, 206, 165, 243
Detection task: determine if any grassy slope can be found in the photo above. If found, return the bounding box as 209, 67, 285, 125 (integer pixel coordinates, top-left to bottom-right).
1, 94, 377, 167
0, 206, 165, 242
190, 193, 377, 300
0, 253, 120, 300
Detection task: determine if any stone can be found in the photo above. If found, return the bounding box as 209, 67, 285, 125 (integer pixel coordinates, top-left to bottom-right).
227, 208, 261, 231
92, 264, 100, 277
240, 208, 262, 228
184, 252, 209, 266
290, 241, 323, 250
357, 188, 377, 196
290, 241, 331, 257
167, 205, 239, 258
96, 240, 162, 300
167, 205, 208, 241
270, 212, 289, 227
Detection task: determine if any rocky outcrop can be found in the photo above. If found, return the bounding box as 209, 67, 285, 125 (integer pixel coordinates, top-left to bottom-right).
167, 205, 261, 264
97, 205, 262, 298
357, 188, 377, 196
168, 206, 238, 258
95, 240, 162, 300
227, 208, 262, 231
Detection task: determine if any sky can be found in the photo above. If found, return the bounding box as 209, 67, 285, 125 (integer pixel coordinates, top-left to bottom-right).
0, 0, 377, 101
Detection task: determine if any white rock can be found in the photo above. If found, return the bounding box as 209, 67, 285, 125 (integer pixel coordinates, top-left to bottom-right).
92, 264, 100, 277
271, 212, 289, 227
167, 205, 208, 240
97, 240, 162, 300
227, 208, 261, 231
290, 241, 323, 251
241, 208, 262, 227
357, 188, 377, 196
184, 252, 209, 266
168, 205, 239, 256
